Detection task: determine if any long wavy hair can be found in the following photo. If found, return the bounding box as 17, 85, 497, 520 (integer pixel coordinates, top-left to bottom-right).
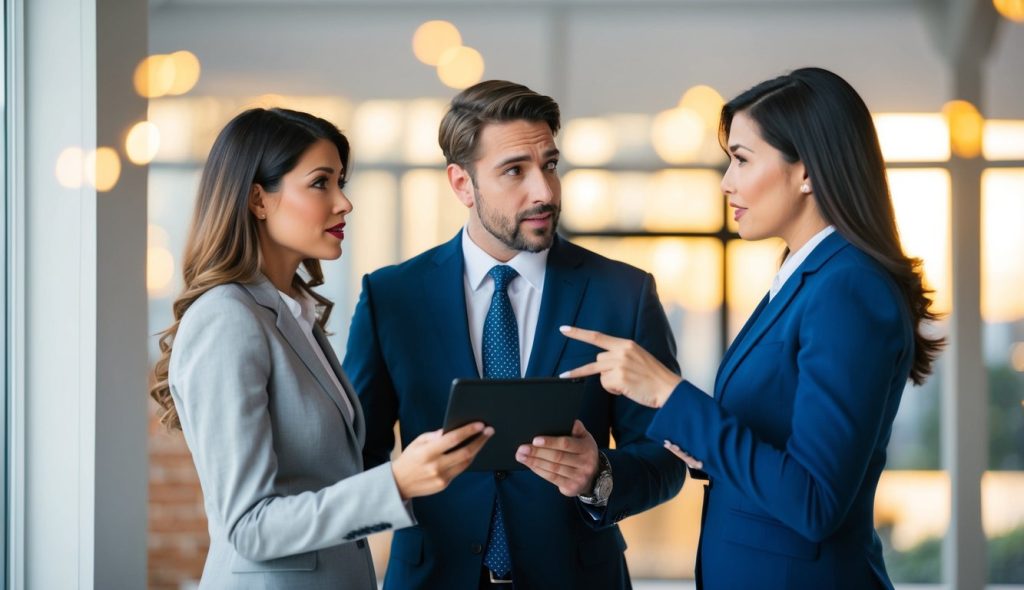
150, 108, 351, 429
720, 67, 945, 385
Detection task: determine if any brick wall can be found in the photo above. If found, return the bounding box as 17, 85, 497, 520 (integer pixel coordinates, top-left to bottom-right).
148, 403, 207, 590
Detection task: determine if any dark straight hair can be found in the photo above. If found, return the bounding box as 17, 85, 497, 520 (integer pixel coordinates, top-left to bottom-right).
719, 67, 944, 385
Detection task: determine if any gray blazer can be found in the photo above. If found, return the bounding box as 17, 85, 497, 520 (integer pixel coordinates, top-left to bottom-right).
169, 276, 414, 589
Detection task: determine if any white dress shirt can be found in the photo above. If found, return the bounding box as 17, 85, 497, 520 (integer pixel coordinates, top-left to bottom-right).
462, 227, 549, 377
770, 225, 836, 301
278, 289, 355, 421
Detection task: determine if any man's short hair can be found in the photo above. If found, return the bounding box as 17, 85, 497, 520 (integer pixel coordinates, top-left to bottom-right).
438, 80, 561, 176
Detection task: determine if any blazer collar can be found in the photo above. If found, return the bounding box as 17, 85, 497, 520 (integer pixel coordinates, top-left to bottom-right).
425, 231, 480, 379
238, 275, 359, 443
714, 231, 850, 399
425, 231, 588, 379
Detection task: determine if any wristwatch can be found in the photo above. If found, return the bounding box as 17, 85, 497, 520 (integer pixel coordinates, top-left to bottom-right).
578, 452, 613, 507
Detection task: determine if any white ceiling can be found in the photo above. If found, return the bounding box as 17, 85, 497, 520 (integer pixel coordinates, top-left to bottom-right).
149, 0, 1024, 118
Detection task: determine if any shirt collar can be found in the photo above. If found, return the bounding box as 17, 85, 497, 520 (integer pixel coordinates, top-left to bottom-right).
277, 288, 318, 328
461, 226, 549, 293
771, 225, 836, 299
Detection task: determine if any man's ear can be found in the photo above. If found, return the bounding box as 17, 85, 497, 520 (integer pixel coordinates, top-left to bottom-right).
248, 184, 267, 219
447, 163, 476, 209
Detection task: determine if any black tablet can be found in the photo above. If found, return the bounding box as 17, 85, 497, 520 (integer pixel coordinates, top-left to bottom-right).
442, 377, 586, 471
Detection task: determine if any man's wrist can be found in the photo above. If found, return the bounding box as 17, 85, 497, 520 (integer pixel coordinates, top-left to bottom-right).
578, 452, 613, 507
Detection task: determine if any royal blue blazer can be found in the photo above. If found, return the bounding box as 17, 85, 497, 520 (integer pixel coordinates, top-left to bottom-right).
343, 232, 687, 590
648, 232, 914, 590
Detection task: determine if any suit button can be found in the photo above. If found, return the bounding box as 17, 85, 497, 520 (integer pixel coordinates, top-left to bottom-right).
495, 470, 507, 481
470, 543, 483, 554
356, 539, 366, 549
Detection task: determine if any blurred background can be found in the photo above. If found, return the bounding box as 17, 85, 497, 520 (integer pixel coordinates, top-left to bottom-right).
25, 0, 1023, 588
139, 1, 1024, 588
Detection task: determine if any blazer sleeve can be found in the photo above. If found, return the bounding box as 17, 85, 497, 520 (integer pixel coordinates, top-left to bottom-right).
646, 267, 908, 542
585, 272, 688, 528
170, 293, 414, 562
342, 273, 400, 469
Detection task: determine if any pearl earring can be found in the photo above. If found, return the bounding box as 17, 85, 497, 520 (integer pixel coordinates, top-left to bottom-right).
800, 183, 811, 194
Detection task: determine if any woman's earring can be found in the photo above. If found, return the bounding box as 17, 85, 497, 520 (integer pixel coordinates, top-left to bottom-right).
800, 183, 811, 194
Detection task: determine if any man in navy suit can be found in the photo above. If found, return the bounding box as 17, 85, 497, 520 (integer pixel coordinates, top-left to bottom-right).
343, 80, 686, 589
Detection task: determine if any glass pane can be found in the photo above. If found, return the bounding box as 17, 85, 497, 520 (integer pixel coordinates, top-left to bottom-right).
983, 120, 1024, 161
562, 169, 723, 234
725, 238, 784, 342
888, 168, 952, 316
982, 168, 1024, 583
874, 114, 950, 162
400, 169, 465, 261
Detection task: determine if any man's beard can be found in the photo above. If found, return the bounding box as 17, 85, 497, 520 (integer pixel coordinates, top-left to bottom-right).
474, 186, 560, 253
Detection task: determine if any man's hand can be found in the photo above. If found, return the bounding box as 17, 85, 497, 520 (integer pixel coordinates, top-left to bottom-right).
515, 420, 600, 497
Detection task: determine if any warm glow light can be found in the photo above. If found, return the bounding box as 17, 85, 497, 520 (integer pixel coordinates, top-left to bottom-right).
983, 120, 1024, 160
644, 170, 723, 232
412, 20, 463, 66
652, 239, 722, 312
994, 0, 1024, 21
678, 85, 725, 132
55, 146, 85, 188
651, 107, 705, 164
562, 170, 616, 232
147, 246, 175, 296
348, 171, 399, 279
85, 147, 122, 192
942, 100, 984, 159
436, 46, 484, 89
125, 121, 161, 165
167, 50, 201, 96
1011, 343, 1024, 372
562, 118, 616, 166
888, 168, 951, 315
403, 99, 446, 165
351, 100, 403, 162
133, 54, 176, 98
982, 169, 1024, 322
873, 114, 950, 162
726, 239, 785, 339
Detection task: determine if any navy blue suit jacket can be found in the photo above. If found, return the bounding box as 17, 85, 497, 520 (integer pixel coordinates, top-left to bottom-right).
343, 232, 687, 589
648, 233, 913, 590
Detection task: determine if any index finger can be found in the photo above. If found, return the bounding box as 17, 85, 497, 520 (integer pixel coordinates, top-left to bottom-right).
558, 325, 629, 351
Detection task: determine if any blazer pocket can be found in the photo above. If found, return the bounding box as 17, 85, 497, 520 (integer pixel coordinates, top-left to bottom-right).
391, 527, 424, 566
576, 526, 628, 566
230, 550, 317, 573
722, 508, 820, 561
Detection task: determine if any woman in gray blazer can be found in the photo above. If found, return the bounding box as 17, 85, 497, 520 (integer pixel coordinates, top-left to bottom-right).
150, 108, 493, 589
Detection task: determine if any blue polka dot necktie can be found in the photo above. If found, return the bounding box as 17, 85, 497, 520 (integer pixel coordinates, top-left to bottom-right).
482, 264, 519, 578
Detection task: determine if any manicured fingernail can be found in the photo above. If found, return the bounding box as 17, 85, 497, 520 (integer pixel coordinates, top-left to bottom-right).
533, 437, 545, 446
517, 445, 530, 454
484, 427, 495, 436
559, 325, 570, 333
559, 371, 570, 378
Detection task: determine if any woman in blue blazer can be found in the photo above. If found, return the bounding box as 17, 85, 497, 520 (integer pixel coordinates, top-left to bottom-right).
561, 67, 944, 589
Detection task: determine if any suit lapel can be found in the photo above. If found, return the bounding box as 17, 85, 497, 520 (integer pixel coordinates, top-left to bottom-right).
525, 236, 588, 378
715, 232, 850, 402
313, 326, 363, 444
240, 276, 358, 443
714, 293, 770, 397
424, 231, 480, 380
